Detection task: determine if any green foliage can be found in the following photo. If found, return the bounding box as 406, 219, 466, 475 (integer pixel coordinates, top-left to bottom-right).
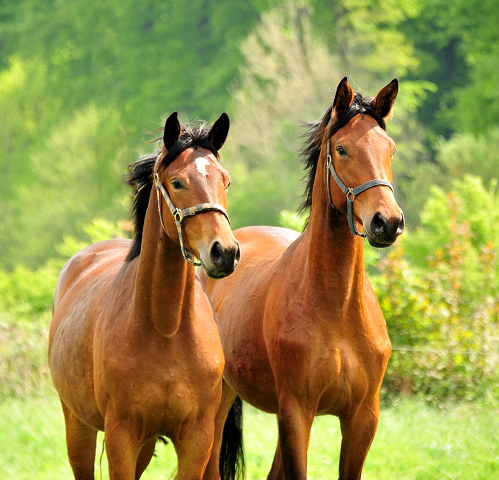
278, 210, 306, 232
226, 3, 339, 227
14, 105, 130, 268
400, 0, 499, 138
226, 1, 434, 229
437, 127, 499, 188
0, 0, 498, 409
0, 311, 51, 398
55, 218, 125, 259
0, 266, 58, 317
0, 218, 124, 399
403, 175, 499, 267
373, 178, 499, 404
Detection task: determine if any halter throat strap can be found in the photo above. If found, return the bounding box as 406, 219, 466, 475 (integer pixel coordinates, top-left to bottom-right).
154, 172, 230, 266
326, 138, 394, 237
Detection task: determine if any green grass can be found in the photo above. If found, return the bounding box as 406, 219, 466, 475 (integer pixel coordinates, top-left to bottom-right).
1, 388, 498, 479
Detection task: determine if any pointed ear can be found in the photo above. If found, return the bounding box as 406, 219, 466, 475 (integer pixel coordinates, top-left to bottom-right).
208, 113, 230, 151
373, 79, 398, 119
332, 77, 354, 119
163, 112, 181, 149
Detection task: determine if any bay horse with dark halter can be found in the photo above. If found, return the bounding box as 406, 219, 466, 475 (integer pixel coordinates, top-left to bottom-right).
199, 78, 404, 480
49, 111, 240, 480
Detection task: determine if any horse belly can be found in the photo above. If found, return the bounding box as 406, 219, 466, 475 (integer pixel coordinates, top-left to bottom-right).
49, 294, 104, 429
49, 242, 129, 430
214, 283, 280, 414
223, 338, 279, 414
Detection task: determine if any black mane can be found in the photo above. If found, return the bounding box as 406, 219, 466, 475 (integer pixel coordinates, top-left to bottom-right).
125, 123, 220, 262
298, 92, 386, 215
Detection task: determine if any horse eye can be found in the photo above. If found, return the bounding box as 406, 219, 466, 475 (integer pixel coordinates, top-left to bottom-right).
171, 179, 184, 190
226, 181, 232, 190
336, 146, 347, 157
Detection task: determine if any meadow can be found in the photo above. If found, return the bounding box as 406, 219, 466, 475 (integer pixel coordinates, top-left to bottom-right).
1, 387, 498, 480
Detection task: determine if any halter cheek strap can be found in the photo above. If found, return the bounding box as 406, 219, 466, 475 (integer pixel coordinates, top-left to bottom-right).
326, 140, 394, 237
155, 173, 230, 266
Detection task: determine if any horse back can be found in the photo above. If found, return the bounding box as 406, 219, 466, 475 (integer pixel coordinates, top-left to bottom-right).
53, 239, 132, 308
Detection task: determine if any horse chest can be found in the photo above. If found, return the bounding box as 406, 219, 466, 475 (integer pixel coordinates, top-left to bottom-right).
270, 305, 390, 415
97, 340, 223, 436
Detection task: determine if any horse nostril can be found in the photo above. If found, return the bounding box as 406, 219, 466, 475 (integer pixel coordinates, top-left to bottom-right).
210, 241, 224, 266
371, 212, 387, 237
235, 241, 241, 264
397, 213, 405, 235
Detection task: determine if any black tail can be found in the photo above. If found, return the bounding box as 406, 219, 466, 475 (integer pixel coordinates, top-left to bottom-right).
220, 396, 245, 480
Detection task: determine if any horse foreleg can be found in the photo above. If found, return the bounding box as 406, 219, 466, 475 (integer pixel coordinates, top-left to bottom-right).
202, 382, 237, 480
174, 415, 216, 480
104, 418, 142, 480
267, 438, 284, 480
338, 400, 379, 480
270, 396, 314, 480
61, 401, 98, 480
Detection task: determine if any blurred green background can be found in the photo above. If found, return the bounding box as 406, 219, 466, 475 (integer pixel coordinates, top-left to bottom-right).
1, 0, 499, 477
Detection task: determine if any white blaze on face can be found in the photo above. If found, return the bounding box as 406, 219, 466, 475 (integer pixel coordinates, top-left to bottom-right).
195, 157, 210, 177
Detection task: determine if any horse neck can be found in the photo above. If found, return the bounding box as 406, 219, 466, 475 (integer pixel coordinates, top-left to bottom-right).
134, 191, 196, 337
300, 159, 365, 305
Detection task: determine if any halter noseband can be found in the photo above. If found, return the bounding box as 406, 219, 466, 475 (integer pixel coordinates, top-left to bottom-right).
326, 135, 394, 237
155, 172, 230, 266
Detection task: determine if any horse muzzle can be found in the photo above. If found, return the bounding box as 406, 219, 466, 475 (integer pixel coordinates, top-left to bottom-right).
201, 240, 241, 279
364, 211, 405, 248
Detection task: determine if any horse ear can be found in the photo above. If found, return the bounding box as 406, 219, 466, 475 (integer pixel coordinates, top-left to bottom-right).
332, 77, 354, 118
373, 79, 398, 119
208, 113, 230, 151
163, 112, 181, 149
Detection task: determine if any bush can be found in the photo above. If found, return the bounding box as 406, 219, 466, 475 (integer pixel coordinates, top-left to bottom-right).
0, 218, 125, 399
375, 180, 499, 404
0, 311, 51, 398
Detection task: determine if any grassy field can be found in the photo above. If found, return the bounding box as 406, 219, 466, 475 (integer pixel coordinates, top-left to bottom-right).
1, 388, 498, 479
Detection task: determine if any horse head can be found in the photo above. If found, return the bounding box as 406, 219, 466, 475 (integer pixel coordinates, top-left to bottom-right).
325, 77, 404, 247
155, 112, 240, 277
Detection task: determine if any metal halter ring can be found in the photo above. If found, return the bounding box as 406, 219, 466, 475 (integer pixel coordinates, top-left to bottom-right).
155, 172, 230, 266
326, 139, 394, 237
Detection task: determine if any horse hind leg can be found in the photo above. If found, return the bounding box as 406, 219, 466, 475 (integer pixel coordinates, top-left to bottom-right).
61, 400, 98, 480
202, 382, 242, 480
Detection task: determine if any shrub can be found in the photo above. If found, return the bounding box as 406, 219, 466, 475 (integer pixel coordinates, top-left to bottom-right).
0, 312, 51, 398
0, 218, 125, 399
375, 182, 499, 404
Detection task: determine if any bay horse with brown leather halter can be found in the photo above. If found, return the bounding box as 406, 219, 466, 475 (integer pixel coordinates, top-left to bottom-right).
49, 111, 240, 480
199, 78, 404, 480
